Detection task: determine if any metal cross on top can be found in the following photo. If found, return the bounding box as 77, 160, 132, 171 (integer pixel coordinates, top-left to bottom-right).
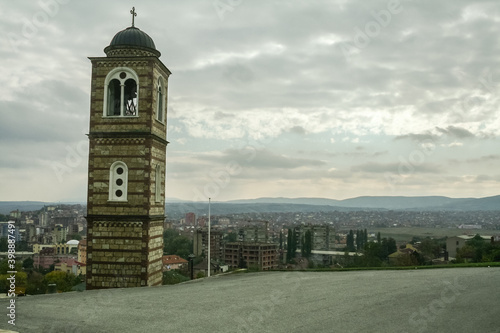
130, 7, 137, 27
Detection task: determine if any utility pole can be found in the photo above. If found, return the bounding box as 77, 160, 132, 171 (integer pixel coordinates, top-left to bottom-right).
208, 197, 211, 277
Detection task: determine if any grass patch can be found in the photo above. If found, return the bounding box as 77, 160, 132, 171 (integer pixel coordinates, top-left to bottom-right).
366, 227, 499, 242
271, 262, 500, 272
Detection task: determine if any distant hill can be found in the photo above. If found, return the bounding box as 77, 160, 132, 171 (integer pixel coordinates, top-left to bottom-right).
1, 195, 498, 216
227, 197, 341, 206
0, 201, 50, 215
429, 195, 500, 211
0, 201, 84, 215
227, 195, 500, 211
337, 196, 473, 210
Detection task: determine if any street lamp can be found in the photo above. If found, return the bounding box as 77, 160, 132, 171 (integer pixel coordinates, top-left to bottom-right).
188, 254, 195, 280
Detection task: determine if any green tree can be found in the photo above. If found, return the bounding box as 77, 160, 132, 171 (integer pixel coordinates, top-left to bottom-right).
26, 271, 46, 295
0, 259, 22, 274
301, 235, 305, 257
286, 229, 292, 262
68, 234, 82, 241
394, 252, 421, 266
0, 260, 27, 293
362, 242, 383, 267
0, 238, 7, 252
419, 238, 441, 261
286, 228, 298, 263
379, 238, 389, 260
22, 257, 34, 270
225, 232, 238, 243
482, 242, 500, 262
0, 272, 27, 293
456, 234, 490, 263
386, 237, 397, 255
468, 234, 487, 262
410, 236, 421, 245
303, 230, 312, 258
292, 229, 298, 255
15, 241, 29, 251
346, 230, 355, 252
238, 256, 247, 268
162, 270, 189, 285
456, 244, 475, 263
44, 271, 79, 292
163, 230, 193, 259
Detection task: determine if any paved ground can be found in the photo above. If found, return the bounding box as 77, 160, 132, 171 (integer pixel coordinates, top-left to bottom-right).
0, 267, 499, 333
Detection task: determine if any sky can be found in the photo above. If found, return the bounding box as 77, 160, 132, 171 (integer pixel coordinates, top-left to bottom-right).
1, 0, 500, 202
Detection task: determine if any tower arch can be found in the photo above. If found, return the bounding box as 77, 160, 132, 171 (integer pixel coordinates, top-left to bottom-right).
103, 67, 140, 117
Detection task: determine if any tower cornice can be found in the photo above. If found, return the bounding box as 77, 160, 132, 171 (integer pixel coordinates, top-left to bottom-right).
88, 131, 169, 146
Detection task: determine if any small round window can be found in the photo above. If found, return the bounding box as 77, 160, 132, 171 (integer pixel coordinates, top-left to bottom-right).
116, 179, 123, 186
117, 167, 124, 175
120, 72, 127, 79
115, 190, 123, 197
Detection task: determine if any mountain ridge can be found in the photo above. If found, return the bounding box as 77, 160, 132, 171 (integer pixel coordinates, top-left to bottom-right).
225, 195, 485, 210
0, 195, 498, 215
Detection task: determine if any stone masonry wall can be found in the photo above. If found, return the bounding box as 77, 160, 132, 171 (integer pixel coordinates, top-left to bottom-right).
87, 221, 143, 288
86, 54, 169, 289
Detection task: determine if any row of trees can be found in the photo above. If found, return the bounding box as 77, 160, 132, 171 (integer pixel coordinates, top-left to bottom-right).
286, 229, 298, 262
284, 228, 313, 262
301, 230, 312, 259
456, 234, 500, 263
0, 259, 82, 294
346, 229, 369, 252
341, 236, 398, 268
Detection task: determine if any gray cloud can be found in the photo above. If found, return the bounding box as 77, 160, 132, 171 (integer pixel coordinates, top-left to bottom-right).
394, 133, 438, 142
195, 148, 326, 170
466, 154, 500, 163
351, 162, 443, 174
2, 0, 500, 201
286, 126, 307, 135
436, 126, 475, 139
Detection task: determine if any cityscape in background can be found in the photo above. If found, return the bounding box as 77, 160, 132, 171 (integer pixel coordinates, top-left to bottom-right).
1, 198, 499, 295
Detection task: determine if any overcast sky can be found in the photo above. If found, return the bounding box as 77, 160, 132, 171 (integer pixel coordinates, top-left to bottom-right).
1, 0, 500, 202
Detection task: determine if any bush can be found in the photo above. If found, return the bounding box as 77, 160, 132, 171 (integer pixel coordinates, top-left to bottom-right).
26, 271, 46, 295
247, 265, 260, 272
0, 272, 27, 293
44, 271, 79, 292
163, 270, 190, 285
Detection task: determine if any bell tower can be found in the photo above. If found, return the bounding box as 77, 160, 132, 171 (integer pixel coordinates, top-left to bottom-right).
85, 8, 170, 289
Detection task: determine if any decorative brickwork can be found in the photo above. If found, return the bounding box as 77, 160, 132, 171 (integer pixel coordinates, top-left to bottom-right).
86, 26, 171, 290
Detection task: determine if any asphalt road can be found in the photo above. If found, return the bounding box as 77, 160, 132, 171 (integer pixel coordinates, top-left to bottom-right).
0, 267, 499, 333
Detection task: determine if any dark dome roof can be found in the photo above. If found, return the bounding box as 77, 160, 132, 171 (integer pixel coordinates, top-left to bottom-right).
109, 26, 156, 50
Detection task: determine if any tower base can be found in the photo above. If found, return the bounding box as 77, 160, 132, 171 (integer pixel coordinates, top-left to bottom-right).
86, 216, 163, 289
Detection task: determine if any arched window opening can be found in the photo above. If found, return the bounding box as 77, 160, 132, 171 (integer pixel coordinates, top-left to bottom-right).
109, 161, 128, 202
124, 79, 137, 116
103, 68, 139, 117
155, 165, 162, 202
107, 79, 121, 116
156, 77, 164, 122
